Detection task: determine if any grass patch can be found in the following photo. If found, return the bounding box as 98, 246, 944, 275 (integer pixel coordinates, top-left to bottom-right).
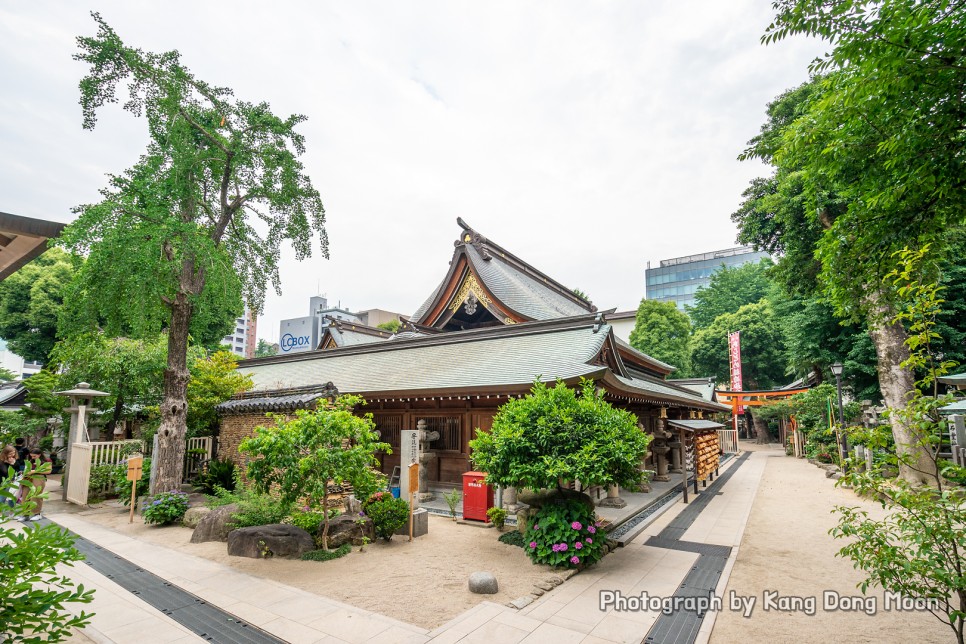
498, 530, 526, 548
300, 544, 352, 561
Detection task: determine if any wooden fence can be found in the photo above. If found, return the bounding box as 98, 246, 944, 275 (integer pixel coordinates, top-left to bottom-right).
66, 436, 215, 506
717, 428, 740, 454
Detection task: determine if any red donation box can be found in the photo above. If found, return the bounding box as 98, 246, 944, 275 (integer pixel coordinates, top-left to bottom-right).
461, 471, 494, 522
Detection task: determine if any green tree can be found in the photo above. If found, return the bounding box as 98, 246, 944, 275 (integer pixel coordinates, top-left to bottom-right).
754, 0, 966, 485
832, 249, 966, 644
686, 259, 774, 330
375, 320, 402, 334
239, 395, 388, 549
628, 299, 691, 374
0, 367, 14, 382
186, 350, 253, 437
253, 339, 278, 358
0, 248, 79, 363
468, 380, 650, 492
50, 333, 170, 436
0, 462, 94, 640
65, 15, 328, 493
690, 300, 787, 390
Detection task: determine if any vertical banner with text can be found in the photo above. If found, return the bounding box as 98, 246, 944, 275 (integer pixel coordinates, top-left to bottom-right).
728, 331, 743, 413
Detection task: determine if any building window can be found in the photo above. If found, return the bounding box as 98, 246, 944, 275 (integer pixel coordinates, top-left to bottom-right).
373, 414, 403, 449
421, 416, 461, 452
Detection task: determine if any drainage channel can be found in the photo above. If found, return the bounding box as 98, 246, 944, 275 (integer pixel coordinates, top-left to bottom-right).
43, 520, 285, 644
643, 451, 752, 644
608, 452, 737, 544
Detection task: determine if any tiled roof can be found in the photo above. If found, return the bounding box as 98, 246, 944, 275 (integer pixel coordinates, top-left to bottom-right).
667, 419, 724, 431
217, 384, 339, 414
236, 316, 726, 412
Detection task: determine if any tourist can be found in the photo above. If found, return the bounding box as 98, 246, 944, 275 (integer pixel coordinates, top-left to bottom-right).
0, 446, 20, 510
17, 447, 50, 521
13, 437, 28, 474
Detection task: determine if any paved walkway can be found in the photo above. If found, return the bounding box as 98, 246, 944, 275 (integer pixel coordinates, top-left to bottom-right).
47, 449, 768, 644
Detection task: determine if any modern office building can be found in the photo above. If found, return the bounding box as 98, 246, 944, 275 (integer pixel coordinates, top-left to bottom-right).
0, 339, 42, 379
277, 296, 408, 356
645, 246, 770, 311
222, 308, 257, 359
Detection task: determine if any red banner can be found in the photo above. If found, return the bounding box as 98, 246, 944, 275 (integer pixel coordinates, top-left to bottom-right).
728, 331, 743, 413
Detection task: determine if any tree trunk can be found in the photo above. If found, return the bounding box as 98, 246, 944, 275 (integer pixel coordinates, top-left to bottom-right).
153, 292, 193, 494
866, 299, 938, 486
749, 409, 770, 444
106, 393, 124, 437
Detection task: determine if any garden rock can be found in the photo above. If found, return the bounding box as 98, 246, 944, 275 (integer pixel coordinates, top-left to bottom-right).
324, 513, 375, 548
227, 524, 315, 559
469, 571, 499, 594
190, 503, 239, 543
182, 506, 211, 529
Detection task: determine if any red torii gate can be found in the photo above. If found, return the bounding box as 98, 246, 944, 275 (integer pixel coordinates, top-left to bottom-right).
716, 388, 809, 452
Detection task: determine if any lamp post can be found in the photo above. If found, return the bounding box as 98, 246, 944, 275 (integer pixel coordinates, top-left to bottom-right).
830, 362, 847, 465
54, 382, 110, 501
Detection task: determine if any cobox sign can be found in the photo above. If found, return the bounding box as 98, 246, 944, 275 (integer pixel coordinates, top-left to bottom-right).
280, 333, 312, 352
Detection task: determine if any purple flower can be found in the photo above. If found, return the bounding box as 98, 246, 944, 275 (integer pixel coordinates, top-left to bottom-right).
570, 556, 579, 565
571, 521, 582, 530
588, 526, 596, 534
529, 541, 537, 549
586, 538, 593, 544
533, 524, 539, 530
559, 543, 568, 552
551, 544, 561, 552
575, 542, 583, 549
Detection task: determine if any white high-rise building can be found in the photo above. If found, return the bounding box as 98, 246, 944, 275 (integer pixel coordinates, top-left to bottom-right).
221, 308, 257, 359
0, 339, 42, 379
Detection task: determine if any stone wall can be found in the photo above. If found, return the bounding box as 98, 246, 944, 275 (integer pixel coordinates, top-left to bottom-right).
218, 413, 291, 469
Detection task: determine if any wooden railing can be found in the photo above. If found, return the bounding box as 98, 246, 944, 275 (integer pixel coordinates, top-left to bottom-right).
89, 439, 144, 466
184, 436, 214, 482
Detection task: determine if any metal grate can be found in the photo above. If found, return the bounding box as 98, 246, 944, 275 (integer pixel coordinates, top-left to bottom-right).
47, 522, 285, 644
642, 451, 751, 644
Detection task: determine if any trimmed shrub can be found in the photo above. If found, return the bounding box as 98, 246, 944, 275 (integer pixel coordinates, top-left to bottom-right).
301, 544, 351, 561
229, 491, 293, 529
362, 491, 409, 541
524, 498, 605, 569
498, 530, 526, 548
143, 490, 190, 525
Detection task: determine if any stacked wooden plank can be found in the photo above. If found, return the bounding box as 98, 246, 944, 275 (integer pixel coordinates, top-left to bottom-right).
694, 432, 720, 481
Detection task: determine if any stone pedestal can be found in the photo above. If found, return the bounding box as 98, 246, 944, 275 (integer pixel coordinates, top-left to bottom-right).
393, 508, 429, 538
651, 443, 671, 482
597, 484, 627, 508
668, 441, 683, 473
503, 486, 518, 513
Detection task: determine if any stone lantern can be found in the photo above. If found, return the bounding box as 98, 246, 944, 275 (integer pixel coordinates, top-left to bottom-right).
54, 382, 110, 501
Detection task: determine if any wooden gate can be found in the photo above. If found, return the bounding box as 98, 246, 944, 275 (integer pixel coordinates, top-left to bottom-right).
66, 443, 93, 505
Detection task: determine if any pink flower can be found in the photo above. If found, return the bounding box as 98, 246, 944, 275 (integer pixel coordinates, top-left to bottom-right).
529, 541, 537, 549
588, 526, 596, 534
570, 556, 579, 565
533, 524, 539, 530
586, 538, 593, 544
575, 542, 583, 549
560, 543, 568, 551
571, 521, 582, 530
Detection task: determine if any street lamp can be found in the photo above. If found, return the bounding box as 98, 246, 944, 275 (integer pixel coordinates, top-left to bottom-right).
830, 362, 847, 464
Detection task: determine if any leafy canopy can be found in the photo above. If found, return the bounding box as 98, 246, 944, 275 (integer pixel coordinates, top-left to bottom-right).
469, 380, 650, 492
686, 258, 774, 330
628, 299, 691, 374
0, 248, 80, 363
690, 300, 787, 390
186, 350, 253, 437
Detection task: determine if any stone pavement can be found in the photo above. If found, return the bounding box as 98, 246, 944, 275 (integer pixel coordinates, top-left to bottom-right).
46, 447, 769, 644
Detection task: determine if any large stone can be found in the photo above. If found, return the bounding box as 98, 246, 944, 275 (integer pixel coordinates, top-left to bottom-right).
393, 508, 429, 538
190, 503, 240, 543
323, 513, 375, 548
182, 506, 211, 529
227, 524, 315, 559
469, 571, 499, 594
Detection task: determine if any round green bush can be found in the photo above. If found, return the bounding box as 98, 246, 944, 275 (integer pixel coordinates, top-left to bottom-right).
362, 491, 409, 541
143, 490, 189, 525
524, 498, 605, 569
301, 543, 351, 561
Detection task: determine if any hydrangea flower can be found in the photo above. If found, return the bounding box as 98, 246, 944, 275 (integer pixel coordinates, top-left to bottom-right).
529, 541, 537, 549
559, 543, 568, 552
575, 542, 583, 549
571, 521, 582, 530
533, 524, 539, 530
570, 556, 579, 565
586, 538, 593, 544
588, 526, 596, 534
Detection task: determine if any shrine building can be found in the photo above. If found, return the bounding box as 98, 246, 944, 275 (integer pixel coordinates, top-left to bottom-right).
218, 218, 729, 485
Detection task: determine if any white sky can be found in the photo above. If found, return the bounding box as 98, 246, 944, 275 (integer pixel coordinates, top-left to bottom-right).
0, 2, 825, 341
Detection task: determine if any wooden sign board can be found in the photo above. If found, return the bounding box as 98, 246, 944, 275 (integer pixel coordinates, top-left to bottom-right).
126, 456, 143, 482
408, 463, 419, 494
